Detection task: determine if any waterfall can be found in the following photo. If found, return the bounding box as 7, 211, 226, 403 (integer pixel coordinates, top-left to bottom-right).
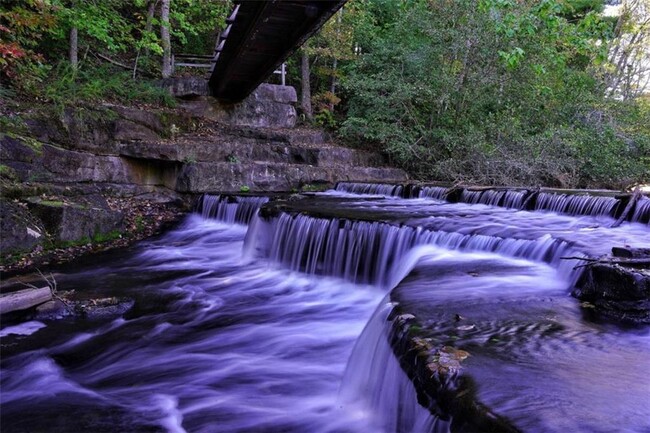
418, 186, 448, 200
196, 194, 269, 225
331, 182, 641, 221
460, 190, 483, 204
631, 196, 650, 224
335, 182, 405, 197
247, 212, 580, 288
533, 192, 618, 217
340, 301, 450, 433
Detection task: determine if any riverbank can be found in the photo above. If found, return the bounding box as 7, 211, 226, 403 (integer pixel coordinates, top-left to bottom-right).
1, 83, 407, 279
0, 195, 186, 276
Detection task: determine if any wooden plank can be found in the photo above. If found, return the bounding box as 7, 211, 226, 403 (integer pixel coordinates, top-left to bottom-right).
174, 63, 212, 68
175, 54, 214, 59
0, 287, 52, 315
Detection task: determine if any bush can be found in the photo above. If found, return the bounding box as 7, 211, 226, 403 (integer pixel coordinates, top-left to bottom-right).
338, 0, 647, 189
38, 62, 176, 109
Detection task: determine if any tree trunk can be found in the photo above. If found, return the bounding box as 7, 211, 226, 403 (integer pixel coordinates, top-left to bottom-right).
145, 0, 157, 34
329, 57, 337, 111
133, 0, 158, 78
329, 8, 342, 112
301, 49, 313, 120
161, 0, 172, 78
69, 26, 78, 70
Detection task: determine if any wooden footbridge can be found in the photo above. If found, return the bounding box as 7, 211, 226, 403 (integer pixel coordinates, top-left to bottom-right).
207, 0, 346, 102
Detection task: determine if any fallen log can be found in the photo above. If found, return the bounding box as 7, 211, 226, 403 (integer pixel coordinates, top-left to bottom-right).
611, 187, 641, 228
0, 287, 52, 315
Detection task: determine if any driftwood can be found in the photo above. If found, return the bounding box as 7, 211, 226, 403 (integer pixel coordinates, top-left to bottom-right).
520, 187, 540, 210
561, 256, 650, 269
0, 287, 52, 315
611, 187, 641, 228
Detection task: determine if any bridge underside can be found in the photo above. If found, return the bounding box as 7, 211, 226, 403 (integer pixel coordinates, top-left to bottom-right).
209, 0, 346, 103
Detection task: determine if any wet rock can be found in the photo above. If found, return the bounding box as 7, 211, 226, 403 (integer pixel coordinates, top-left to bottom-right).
612, 247, 650, 259
389, 309, 521, 433
575, 263, 650, 323
74, 297, 135, 319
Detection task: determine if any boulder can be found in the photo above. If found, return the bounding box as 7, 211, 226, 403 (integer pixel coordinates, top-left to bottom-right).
227, 89, 297, 129
26, 196, 124, 243
254, 84, 297, 104
160, 77, 210, 98
575, 263, 650, 323
0, 200, 45, 255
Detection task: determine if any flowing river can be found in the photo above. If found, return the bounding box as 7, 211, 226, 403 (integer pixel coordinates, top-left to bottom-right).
1, 186, 649, 432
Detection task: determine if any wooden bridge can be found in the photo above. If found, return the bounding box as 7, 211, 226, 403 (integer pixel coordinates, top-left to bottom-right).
208, 0, 346, 102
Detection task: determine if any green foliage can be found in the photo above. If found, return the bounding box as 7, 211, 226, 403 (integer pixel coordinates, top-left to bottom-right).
0, 164, 17, 181
2, 0, 231, 96
53, 0, 135, 52
239, 185, 250, 193
169, 0, 231, 54
92, 229, 123, 243
339, 0, 647, 189
314, 110, 337, 130
41, 63, 176, 109
0, 0, 57, 85
134, 215, 145, 232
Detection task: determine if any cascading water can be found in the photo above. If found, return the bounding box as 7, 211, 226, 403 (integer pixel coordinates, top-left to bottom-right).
418, 186, 448, 200
247, 212, 579, 287
335, 182, 405, 197
197, 194, 269, 224
632, 196, 650, 224
1, 189, 649, 433
532, 191, 618, 217
333, 181, 650, 223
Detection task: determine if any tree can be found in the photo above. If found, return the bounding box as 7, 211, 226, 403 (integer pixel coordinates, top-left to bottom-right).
605, 0, 650, 99
338, 0, 643, 188
161, 0, 172, 78
300, 48, 313, 119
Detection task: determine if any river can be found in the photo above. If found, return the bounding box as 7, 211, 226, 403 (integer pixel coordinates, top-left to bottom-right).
1, 187, 649, 432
